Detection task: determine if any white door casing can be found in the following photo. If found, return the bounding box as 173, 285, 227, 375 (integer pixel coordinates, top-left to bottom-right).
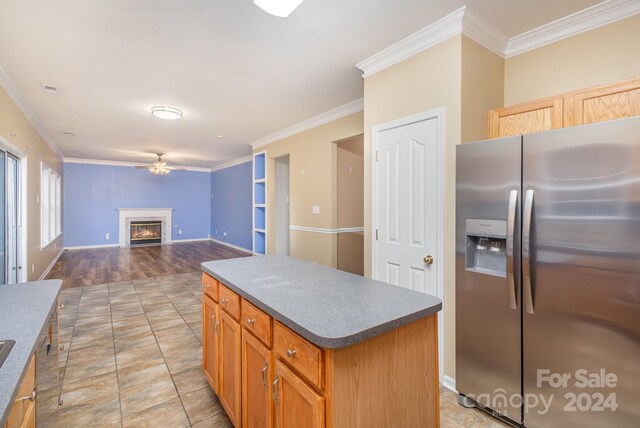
372, 108, 445, 382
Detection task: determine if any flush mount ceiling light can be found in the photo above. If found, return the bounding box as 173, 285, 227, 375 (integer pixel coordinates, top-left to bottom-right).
151, 106, 183, 120
254, 0, 304, 17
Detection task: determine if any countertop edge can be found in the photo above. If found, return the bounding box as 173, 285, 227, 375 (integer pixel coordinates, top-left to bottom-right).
201, 264, 442, 349
0, 281, 63, 426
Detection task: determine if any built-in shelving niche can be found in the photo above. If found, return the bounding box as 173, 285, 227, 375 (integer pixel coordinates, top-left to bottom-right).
252, 152, 267, 255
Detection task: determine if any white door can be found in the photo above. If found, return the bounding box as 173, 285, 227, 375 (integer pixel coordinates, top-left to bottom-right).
375, 116, 439, 296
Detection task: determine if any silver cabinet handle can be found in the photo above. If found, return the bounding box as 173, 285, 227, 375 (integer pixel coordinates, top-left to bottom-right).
286, 349, 296, 358
57, 303, 64, 311
523, 189, 535, 314
261, 362, 268, 388
247, 318, 256, 326
221, 298, 229, 304
506, 190, 518, 310
17, 390, 36, 402
203, 283, 210, 289
214, 320, 221, 334
211, 314, 216, 324
272, 374, 280, 404
58, 344, 64, 351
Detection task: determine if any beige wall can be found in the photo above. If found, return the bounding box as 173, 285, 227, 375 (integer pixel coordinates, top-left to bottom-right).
504, 15, 640, 106
0, 86, 63, 281
363, 35, 462, 379
256, 111, 364, 267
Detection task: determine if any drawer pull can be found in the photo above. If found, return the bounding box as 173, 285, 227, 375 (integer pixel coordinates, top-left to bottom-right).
272, 374, 280, 404
261, 362, 268, 388
57, 303, 64, 311
59, 344, 65, 351
221, 298, 229, 304
214, 320, 221, 334
247, 318, 256, 326
17, 390, 36, 403
204, 284, 210, 289
211, 314, 216, 324
286, 349, 296, 358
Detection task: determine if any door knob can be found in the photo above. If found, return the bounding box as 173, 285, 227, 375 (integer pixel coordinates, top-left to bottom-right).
424, 255, 434, 265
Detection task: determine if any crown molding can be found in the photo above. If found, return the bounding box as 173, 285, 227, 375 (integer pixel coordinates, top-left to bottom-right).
461, 7, 509, 57
504, 0, 640, 57
0, 62, 65, 159
63, 157, 212, 172
356, 7, 466, 78
250, 97, 364, 149
210, 155, 253, 172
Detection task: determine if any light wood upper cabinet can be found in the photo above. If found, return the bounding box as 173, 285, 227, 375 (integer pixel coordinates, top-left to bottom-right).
241, 330, 273, 428
488, 77, 640, 138
488, 97, 563, 139
5, 355, 36, 428
219, 310, 242, 427
564, 79, 640, 126
274, 359, 325, 428
203, 295, 219, 394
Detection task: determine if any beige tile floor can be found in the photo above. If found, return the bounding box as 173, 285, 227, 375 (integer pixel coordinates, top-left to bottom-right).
38, 272, 510, 428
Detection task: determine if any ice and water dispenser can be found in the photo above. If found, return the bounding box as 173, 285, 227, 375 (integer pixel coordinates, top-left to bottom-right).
465, 219, 507, 277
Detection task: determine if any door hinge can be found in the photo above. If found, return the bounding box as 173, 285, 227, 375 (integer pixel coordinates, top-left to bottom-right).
376, 150, 379, 161
376, 229, 379, 240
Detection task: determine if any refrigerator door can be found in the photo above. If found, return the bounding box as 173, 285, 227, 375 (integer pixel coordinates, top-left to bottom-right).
523, 117, 640, 427
456, 137, 522, 423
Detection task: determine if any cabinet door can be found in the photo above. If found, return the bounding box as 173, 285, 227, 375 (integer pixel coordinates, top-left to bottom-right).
565, 78, 640, 126
6, 355, 36, 428
203, 295, 219, 394
242, 330, 273, 428
220, 310, 241, 427
273, 360, 324, 428
488, 97, 563, 138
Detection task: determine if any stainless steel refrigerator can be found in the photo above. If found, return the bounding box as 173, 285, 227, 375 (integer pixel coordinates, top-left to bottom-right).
456, 116, 640, 427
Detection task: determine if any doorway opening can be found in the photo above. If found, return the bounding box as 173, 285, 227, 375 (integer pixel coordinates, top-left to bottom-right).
274, 155, 290, 255
0, 138, 25, 285
335, 134, 364, 275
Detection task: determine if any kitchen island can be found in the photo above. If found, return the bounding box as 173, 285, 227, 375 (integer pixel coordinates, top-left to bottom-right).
201, 255, 442, 427
0, 280, 62, 427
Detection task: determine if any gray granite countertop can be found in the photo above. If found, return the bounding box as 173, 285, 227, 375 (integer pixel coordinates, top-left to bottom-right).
0, 280, 63, 426
201, 256, 442, 349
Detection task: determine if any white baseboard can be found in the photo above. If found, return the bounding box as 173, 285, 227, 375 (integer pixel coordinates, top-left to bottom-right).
172, 238, 211, 243
443, 375, 457, 393
39, 248, 64, 280
64, 243, 121, 250
209, 238, 253, 254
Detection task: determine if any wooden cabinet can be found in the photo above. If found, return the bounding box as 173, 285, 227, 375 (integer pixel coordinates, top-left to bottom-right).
564, 78, 640, 126
219, 309, 242, 427
488, 77, 640, 138
273, 359, 324, 428
488, 97, 563, 138
203, 294, 219, 394
5, 354, 36, 428
242, 330, 273, 428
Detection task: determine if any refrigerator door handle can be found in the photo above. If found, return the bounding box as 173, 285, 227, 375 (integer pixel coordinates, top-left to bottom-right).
523, 189, 535, 314
506, 189, 518, 310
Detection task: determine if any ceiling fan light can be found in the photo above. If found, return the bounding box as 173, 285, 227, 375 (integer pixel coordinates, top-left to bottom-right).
254, 0, 304, 17
151, 106, 183, 120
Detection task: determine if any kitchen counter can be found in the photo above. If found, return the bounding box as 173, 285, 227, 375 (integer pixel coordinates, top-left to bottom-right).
201, 255, 442, 348
0, 280, 63, 426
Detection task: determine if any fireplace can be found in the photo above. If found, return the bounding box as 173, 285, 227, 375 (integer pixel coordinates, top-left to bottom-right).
130, 221, 162, 246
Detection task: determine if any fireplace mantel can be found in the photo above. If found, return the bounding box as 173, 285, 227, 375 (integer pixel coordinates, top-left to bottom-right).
118, 208, 174, 248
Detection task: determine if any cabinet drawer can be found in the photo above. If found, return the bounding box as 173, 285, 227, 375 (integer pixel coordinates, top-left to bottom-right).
241, 299, 273, 347
274, 322, 323, 390
202, 273, 219, 302
219, 284, 241, 321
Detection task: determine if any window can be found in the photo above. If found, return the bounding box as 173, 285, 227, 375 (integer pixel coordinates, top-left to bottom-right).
41, 163, 61, 247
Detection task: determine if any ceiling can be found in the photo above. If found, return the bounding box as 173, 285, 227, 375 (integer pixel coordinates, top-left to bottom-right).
0, 0, 601, 168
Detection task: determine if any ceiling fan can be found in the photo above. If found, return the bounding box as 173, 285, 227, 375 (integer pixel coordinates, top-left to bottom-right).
134, 153, 185, 176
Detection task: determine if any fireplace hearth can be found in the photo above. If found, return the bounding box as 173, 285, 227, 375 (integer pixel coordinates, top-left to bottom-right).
130, 221, 162, 246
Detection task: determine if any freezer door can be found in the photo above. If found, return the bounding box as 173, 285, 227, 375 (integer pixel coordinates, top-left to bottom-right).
456, 137, 522, 423
523, 117, 640, 427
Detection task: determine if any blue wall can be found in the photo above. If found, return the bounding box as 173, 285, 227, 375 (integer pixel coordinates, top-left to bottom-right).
64, 163, 212, 247
211, 162, 252, 250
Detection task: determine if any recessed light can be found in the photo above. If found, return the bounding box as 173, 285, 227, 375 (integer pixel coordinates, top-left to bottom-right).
151, 106, 183, 120
216, 135, 223, 139
42, 84, 57, 94
70, 149, 80, 152
254, 0, 304, 17
63, 131, 74, 136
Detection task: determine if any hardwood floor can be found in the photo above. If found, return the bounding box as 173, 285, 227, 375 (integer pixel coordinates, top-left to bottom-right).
46, 241, 251, 289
